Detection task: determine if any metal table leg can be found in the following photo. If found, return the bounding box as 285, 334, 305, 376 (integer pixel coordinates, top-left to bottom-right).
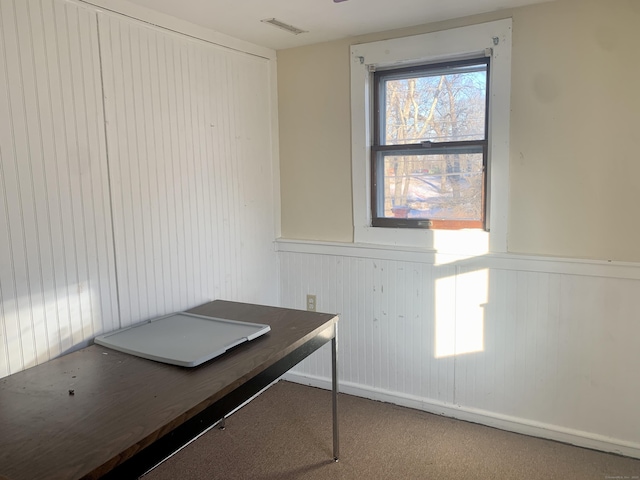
332, 323, 339, 462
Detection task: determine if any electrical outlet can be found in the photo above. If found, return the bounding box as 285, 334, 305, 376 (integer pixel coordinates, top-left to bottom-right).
306, 294, 316, 312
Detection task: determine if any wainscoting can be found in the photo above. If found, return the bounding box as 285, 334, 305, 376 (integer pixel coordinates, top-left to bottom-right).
277, 239, 640, 458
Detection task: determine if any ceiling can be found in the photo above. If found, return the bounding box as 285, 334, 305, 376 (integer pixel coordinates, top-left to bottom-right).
123, 0, 553, 51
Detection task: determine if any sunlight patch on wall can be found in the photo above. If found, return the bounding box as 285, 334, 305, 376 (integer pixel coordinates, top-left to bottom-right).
1, 285, 97, 375
433, 229, 489, 265
435, 268, 488, 358
435, 275, 456, 358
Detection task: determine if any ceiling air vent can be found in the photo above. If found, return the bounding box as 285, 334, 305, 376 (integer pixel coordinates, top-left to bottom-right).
260, 18, 307, 35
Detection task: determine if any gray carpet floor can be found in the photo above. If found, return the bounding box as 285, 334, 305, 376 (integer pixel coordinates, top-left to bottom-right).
145, 381, 640, 479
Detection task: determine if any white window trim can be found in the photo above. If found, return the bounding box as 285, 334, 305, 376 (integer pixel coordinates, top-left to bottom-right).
350, 19, 512, 255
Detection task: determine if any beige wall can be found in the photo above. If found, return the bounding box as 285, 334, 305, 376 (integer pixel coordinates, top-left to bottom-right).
277, 0, 640, 262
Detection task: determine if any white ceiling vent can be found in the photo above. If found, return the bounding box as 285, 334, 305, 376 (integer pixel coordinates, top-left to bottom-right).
260, 18, 308, 35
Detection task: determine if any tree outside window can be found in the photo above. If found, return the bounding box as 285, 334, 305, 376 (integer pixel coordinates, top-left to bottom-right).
371, 57, 489, 230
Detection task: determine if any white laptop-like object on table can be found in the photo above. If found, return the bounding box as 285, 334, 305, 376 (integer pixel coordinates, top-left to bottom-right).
94, 312, 271, 367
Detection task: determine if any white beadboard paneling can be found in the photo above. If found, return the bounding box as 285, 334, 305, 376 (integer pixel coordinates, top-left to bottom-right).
280, 251, 456, 405
278, 240, 640, 458
455, 270, 640, 445
0, 0, 118, 376
0, 0, 278, 377
98, 12, 277, 326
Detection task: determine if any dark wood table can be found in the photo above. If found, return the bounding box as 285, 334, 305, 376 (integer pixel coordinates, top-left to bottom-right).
0, 301, 339, 480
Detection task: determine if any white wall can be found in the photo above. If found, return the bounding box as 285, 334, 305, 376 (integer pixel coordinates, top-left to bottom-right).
98, 12, 278, 325
0, 0, 118, 376
279, 240, 640, 458
0, 0, 279, 377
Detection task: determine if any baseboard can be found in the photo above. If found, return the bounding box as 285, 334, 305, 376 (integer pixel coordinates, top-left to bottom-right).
283, 371, 640, 460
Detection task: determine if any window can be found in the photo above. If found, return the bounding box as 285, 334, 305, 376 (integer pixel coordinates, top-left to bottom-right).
371, 58, 489, 230
350, 20, 511, 252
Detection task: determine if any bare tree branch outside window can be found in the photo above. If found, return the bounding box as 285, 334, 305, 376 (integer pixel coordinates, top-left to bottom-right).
372, 58, 489, 229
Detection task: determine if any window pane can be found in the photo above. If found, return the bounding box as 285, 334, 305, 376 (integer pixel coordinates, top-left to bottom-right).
379, 152, 484, 221
383, 63, 487, 145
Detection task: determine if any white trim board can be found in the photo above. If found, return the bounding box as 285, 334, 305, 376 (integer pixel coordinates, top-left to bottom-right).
78, 0, 275, 60
284, 371, 640, 460
275, 239, 640, 281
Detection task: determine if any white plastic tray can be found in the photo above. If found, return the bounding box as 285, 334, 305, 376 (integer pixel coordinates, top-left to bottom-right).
94, 312, 271, 367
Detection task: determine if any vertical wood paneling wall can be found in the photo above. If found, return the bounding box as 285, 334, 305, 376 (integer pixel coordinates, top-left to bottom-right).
278, 242, 640, 457
0, 0, 277, 376
0, 0, 117, 377
98, 14, 277, 325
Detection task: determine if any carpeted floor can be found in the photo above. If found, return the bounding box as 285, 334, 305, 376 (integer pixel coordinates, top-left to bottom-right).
145, 381, 640, 480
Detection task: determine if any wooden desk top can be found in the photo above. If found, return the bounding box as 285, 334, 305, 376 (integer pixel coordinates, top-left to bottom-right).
0, 301, 337, 480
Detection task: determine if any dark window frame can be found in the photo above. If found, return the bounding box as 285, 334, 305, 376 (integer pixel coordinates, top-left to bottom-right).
371, 57, 491, 230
